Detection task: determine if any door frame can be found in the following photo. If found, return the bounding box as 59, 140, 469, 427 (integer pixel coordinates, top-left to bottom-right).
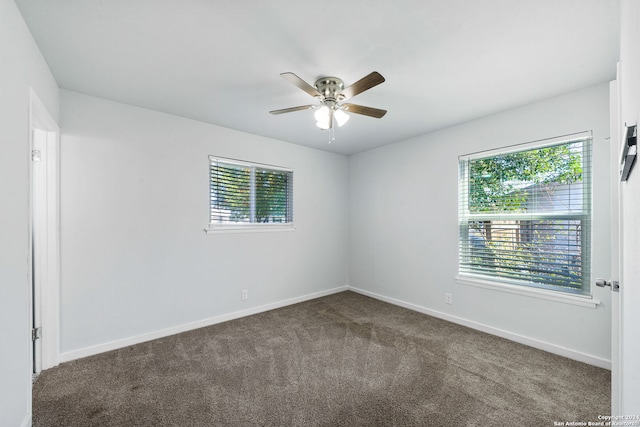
609, 72, 622, 415
28, 87, 60, 373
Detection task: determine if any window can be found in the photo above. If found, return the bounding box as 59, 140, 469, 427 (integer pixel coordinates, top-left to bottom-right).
207, 156, 293, 232
458, 133, 592, 295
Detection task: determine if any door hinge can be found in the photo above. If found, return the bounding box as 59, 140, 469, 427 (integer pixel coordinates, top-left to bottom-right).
32, 327, 41, 341
32, 150, 42, 162
595, 278, 620, 292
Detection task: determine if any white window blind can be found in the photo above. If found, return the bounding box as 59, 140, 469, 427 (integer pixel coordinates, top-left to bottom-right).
458, 133, 592, 295
209, 157, 293, 227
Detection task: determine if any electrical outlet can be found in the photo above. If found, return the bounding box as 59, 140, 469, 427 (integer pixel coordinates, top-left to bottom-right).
445, 293, 453, 305
241, 290, 248, 300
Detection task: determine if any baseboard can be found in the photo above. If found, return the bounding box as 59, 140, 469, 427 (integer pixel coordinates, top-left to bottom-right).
348, 286, 612, 370
20, 414, 31, 427
60, 285, 348, 363
58, 284, 610, 370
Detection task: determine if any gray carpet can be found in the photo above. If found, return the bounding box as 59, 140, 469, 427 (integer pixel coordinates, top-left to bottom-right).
33, 291, 610, 426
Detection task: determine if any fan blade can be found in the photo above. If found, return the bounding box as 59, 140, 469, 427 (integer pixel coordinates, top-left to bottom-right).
269, 105, 315, 115
342, 103, 387, 118
342, 72, 385, 100
280, 72, 322, 98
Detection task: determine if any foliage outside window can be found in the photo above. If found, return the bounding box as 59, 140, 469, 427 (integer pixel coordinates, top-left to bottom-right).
209, 157, 293, 229
458, 134, 592, 295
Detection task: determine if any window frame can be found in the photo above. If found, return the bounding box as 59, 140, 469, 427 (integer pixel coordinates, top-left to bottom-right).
205, 156, 295, 234
456, 132, 597, 307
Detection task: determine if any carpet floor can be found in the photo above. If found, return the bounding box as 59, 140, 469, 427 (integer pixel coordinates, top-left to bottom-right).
33, 291, 610, 426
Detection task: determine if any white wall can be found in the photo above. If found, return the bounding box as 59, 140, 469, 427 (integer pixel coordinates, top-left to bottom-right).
349, 83, 612, 366
618, 0, 640, 414
58, 90, 349, 357
0, 1, 59, 425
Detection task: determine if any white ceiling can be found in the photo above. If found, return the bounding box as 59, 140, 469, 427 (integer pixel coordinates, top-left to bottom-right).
16, 0, 620, 155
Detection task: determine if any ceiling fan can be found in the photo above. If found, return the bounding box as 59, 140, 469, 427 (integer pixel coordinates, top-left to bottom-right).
269, 71, 387, 136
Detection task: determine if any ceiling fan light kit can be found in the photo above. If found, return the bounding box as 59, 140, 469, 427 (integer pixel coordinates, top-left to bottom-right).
333, 109, 350, 127
314, 106, 331, 129
270, 71, 387, 142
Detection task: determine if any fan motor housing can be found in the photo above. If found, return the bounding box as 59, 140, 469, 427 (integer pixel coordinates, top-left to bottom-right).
314, 77, 346, 102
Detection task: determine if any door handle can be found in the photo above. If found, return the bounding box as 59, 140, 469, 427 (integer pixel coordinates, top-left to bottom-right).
595, 278, 620, 292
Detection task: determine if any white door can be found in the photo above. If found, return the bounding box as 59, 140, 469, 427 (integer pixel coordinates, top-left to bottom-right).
608, 76, 621, 415
31, 129, 48, 376
617, 0, 640, 413
28, 88, 61, 377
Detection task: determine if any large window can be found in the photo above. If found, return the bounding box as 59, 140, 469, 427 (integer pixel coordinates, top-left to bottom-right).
458, 133, 592, 295
208, 157, 293, 231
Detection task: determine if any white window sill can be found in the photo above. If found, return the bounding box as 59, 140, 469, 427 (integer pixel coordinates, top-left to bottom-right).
455, 275, 600, 308
204, 224, 296, 234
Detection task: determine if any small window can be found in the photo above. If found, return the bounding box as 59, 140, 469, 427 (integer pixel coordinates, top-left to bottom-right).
458, 133, 592, 295
207, 157, 293, 232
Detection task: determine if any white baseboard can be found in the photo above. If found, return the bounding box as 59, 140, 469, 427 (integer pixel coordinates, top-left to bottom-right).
348, 286, 612, 370
20, 414, 31, 427
58, 284, 610, 370
60, 285, 348, 363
